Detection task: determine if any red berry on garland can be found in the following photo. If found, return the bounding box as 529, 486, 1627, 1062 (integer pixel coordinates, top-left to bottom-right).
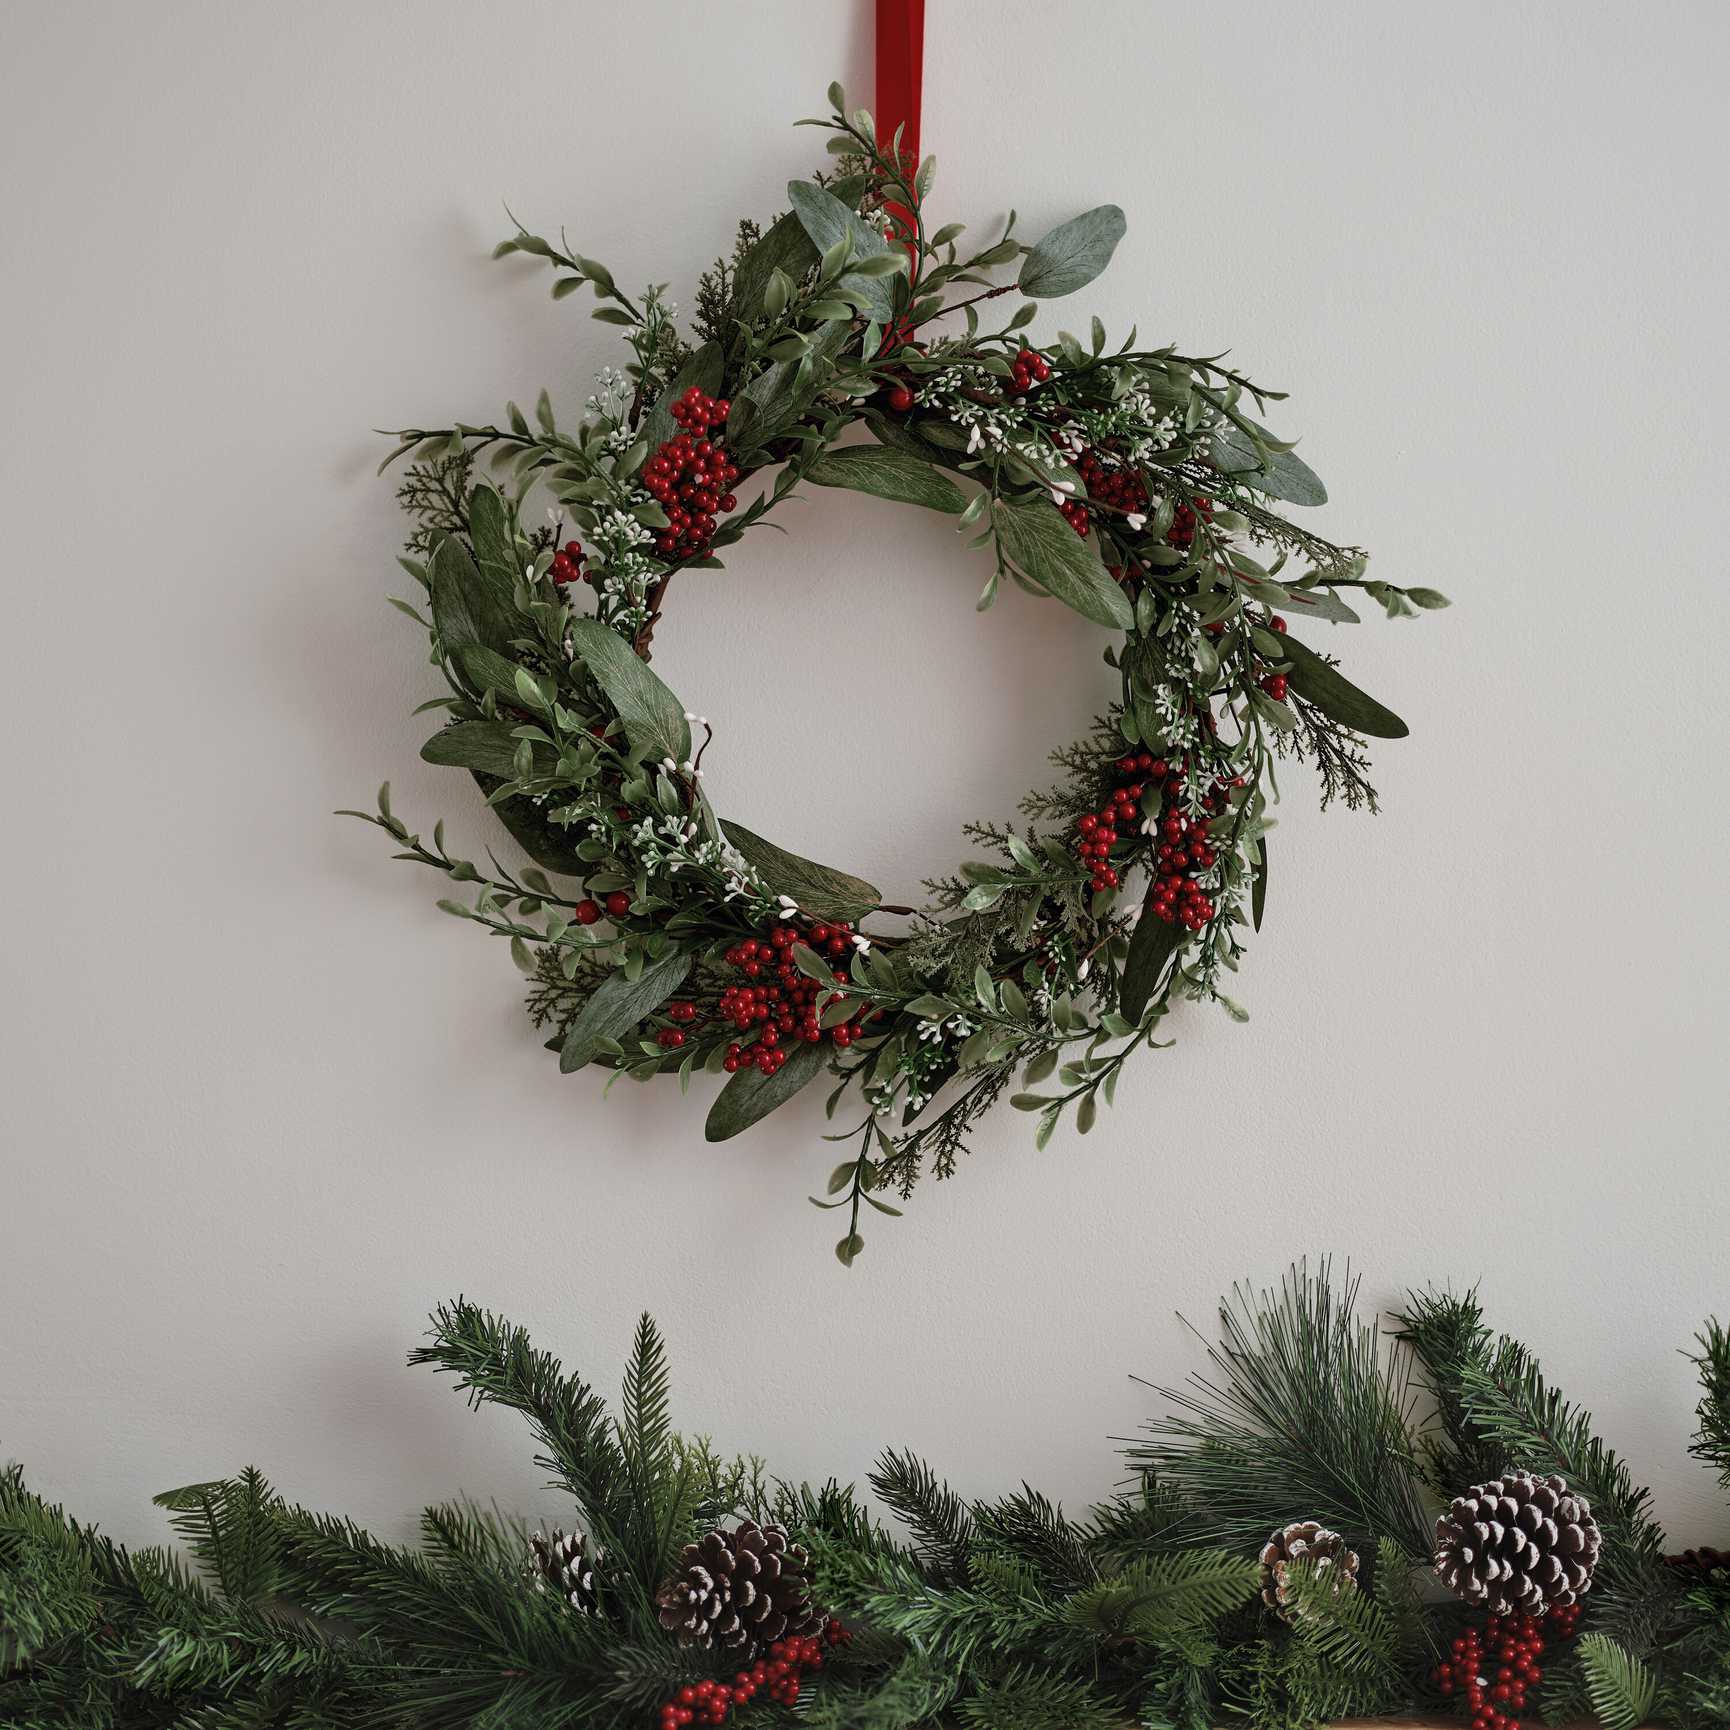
656, 1028, 686, 1049
604, 891, 631, 918
1261, 673, 1288, 701
1270, 613, 1287, 632
885, 383, 915, 412
575, 898, 602, 925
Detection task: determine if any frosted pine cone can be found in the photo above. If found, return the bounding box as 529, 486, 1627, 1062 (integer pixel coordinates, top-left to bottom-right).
655, 1520, 821, 1652
1433, 1471, 1600, 1614
1258, 1519, 1361, 1618
526, 1526, 598, 1613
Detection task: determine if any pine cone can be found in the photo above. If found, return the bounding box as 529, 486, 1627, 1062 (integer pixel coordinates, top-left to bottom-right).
526, 1527, 598, 1613
1433, 1471, 1601, 1615
1258, 1520, 1361, 1618
655, 1520, 821, 1652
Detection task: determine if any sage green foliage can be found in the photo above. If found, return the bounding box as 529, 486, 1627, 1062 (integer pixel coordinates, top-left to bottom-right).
6, 1268, 1730, 1726
353, 83, 1444, 1257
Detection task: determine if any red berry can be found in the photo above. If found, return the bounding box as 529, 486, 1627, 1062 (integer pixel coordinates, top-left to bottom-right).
1261, 672, 1288, 701
886, 384, 915, 413
604, 890, 631, 918
575, 899, 602, 925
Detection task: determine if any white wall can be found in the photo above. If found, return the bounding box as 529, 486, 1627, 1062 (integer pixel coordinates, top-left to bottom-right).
3, 0, 1727, 1553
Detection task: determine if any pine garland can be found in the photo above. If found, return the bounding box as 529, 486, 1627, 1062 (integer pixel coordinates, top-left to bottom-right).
6, 1269, 1729, 1727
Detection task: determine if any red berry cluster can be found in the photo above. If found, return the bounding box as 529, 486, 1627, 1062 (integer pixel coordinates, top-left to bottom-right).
1076, 443, 1150, 518
643, 389, 740, 561
1143, 757, 1235, 931
1009, 346, 1051, 393
1166, 495, 1215, 550
549, 539, 587, 585
1071, 769, 1147, 893
717, 921, 865, 1074
655, 1621, 850, 1730
575, 890, 633, 925
1433, 1604, 1582, 1730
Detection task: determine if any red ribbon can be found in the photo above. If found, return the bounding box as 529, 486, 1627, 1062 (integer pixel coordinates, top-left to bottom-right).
875, 0, 925, 254
874, 0, 925, 170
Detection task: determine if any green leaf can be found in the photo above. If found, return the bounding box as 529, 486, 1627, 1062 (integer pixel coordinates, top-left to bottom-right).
1252, 841, 1268, 933
566, 618, 692, 761
641, 341, 726, 453
466, 485, 526, 623
420, 720, 536, 778
704, 1038, 827, 1141
733, 211, 819, 324
559, 950, 691, 1072
1120, 897, 1184, 1023
1577, 1633, 1657, 1730
805, 443, 967, 513
1207, 418, 1328, 507
721, 821, 880, 923
727, 319, 851, 451
477, 773, 587, 875
1280, 586, 1361, 625
785, 181, 897, 321
992, 499, 1135, 631
1018, 205, 1127, 298
451, 644, 524, 701
429, 534, 516, 658
1278, 633, 1409, 738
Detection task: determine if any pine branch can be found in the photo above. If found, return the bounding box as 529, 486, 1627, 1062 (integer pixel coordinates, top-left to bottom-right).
972, 1488, 1095, 1594
1391, 1285, 1509, 1492
1064, 1551, 1259, 1644
1688, 1318, 1730, 1494
956, 1665, 1121, 1730
1578, 1631, 1658, 1730
1127, 1260, 1434, 1559
867, 1450, 976, 1584
151, 1468, 284, 1607
408, 1299, 633, 1566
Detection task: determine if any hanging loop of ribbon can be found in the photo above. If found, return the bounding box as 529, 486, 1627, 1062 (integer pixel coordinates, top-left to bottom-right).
874, 0, 925, 259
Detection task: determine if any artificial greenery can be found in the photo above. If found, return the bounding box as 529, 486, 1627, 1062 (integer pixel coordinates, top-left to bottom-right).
347, 85, 1445, 1257
6, 1265, 1728, 1727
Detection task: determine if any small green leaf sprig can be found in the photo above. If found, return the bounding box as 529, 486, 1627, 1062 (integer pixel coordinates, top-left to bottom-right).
354, 84, 1447, 1257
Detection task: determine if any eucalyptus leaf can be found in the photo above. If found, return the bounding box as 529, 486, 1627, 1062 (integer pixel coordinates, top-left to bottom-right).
1120, 896, 1184, 1024
1018, 205, 1127, 298
721, 821, 880, 922
478, 774, 587, 876
785, 181, 897, 321
560, 950, 692, 1072
1207, 418, 1328, 507
704, 1038, 827, 1141
420, 719, 538, 778
992, 499, 1136, 630
728, 320, 851, 451
428, 535, 516, 658
1278, 633, 1410, 738
466, 485, 525, 622
566, 618, 692, 761
805, 443, 967, 513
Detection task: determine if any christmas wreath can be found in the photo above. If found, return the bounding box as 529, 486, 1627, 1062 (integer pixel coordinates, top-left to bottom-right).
350, 86, 1445, 1255
7, 1264, 1728, 1728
